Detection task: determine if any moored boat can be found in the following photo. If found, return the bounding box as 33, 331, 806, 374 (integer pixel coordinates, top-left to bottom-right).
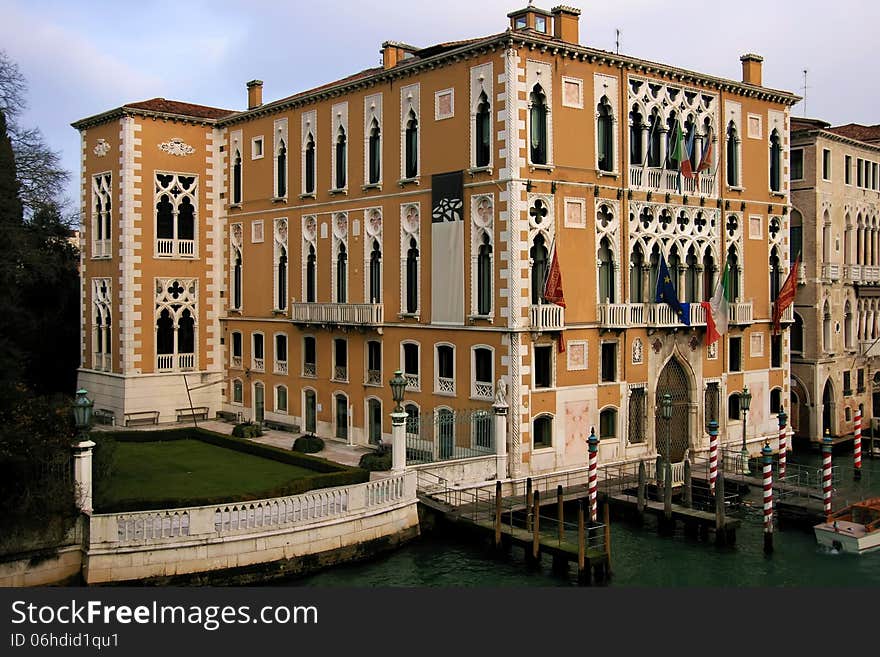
814, 497, 880, 554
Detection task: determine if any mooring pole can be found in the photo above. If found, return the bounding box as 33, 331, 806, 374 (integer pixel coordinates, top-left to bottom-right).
577, 500, 586, 584
526, 477, 533, 532
762, 441, 774, 555
495, 480, 502, 548
683, 458, 692, 509
603, 502, 612, 577
588, 428, 599, 522
663, 461, 673, 522
557, 484, 564, 543
532, 489, 541, 562
715, 464, 726, 541
822, 431, 834, 520
854, 407, 863, 481
777, 411, 788, 482
707, 420, 719, 495
637, 460, 646, 516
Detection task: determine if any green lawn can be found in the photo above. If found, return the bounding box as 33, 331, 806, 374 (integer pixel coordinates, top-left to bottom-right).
96, 439, 318, 511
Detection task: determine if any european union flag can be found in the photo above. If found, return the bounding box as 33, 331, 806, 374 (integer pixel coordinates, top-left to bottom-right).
655, 254, 691, 325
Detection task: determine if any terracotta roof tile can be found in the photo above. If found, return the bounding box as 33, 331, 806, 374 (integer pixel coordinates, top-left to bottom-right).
827, 123, 880, 144
124, 98, 234, 120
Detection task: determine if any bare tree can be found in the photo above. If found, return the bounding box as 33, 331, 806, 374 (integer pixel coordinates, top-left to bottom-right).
0, 50, 70, 216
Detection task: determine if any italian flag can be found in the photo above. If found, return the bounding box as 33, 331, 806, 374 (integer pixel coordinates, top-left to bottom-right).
702, 262, 729, 346
669, 119, 695, 180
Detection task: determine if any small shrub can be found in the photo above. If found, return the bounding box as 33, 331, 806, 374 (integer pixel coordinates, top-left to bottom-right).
358, 443, 392, 471
293, 435, 325, 453
232, 422, 263, 439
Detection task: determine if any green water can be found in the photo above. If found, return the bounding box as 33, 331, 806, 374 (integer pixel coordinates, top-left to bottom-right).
297, 451, 880, 587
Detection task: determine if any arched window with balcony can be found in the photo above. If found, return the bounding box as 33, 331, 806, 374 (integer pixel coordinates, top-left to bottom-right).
770, 247, 782, 301
336, 243, 347, 303
727, 246, 741, 301
597, 96, 614, 172
630, 243, 644, 303
685, 247, 699, 303
477, 233, 492, 315
369, 240, 381, 303
232, 247, 242, 310
648, 110, 662, 167
406, 237, 419, 314
702, 251, 715, 301
668, 246, 681, 295
629, 106, 644, 167
529, 84, 548, 165
530, 234, 549, 304
277, 247, 287, 311
306, 245, 316, 303
598, 237, 615, 303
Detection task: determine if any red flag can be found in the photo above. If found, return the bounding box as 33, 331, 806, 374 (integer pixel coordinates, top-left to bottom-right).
773, 255, 800, 334
543, 246, 566, 308
543, 245, 566, 352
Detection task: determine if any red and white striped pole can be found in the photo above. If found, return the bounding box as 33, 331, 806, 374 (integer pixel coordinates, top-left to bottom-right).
854, 407, 863, 481
588, 428, 599, 523
822, 431, 834, 520
707, 420, 719, 495
777, 410, 788, 482
762, 441, 774, 554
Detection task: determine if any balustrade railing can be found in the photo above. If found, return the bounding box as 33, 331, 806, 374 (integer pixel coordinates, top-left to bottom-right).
290, 303, 383, 325
275, 360, 288, 375
252, 357, 265, 372
405, 373, 420, 391
231, 355, 242, 369
333, 366, 348, 382
822, 263, 841, 282
529, 303, 565, 331
728, 301, 753, 325
627, 164, 716, 197
303, 362, 316, 378
437, 376, 455, 393
156, 238, 194, 258
367, 369, 381, 385
92, 239, 111, 258
178, 353, 195, 371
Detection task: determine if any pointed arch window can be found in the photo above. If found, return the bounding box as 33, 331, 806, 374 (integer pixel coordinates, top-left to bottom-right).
649, 245, 661, 300
530, 85, 548, 165
727, 246, 741, 302
770, 247, 782, 301
475, 91, 491, 168
369, 240, 382, 303
630, 244, 644, 303
685, 248, 699, 302
335, 126, 347, 190
277, 247, 288, 311
232, 247, 242, 310
668, 247, 681, 295
477, 233, 493, 315
845, 301, 855, 350
406, 237, 419, 313
598, 237, 615, 303
629, 106, 644, 167
276, 139, 287, 198
368, 119, 381, 185
306, 245, 316, 303
769, 129, 782, 192
726, 121, 740, 187
232, 149, 242, 204
597, 97, 614, 172
792, 312, 804, 354
530, 234, 549, 304
823, 302, 832, 352
648, 111, 662, 167
405, 110, 419, 179
304, 133, 316, 194
92, 173, 112, 258
336, 244, 347, 303
155, 279, 197, 373
790, 209, 803, 264
155, 173, 198, 258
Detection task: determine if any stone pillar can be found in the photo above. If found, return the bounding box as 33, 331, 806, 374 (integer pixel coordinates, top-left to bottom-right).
640, 125, 649, 166
493, 390, 509, 479
391, 411, 407, 473
659, 129, 669, 167
73, 440, 96, 514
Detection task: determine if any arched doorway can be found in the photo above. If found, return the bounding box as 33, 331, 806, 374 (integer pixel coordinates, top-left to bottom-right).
822, 379, 834, 436
654, 357, 692, 462
304, 390, 316, 434
253, 382, 265, 424
367, 399, 382, 445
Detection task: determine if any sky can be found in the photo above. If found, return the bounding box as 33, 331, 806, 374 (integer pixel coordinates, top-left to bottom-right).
2, 0, 878, 210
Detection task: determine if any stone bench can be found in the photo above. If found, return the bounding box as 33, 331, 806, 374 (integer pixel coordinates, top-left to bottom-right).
176, 406, 209, 422
262, 419, 300, 433
124, 410, 160, 427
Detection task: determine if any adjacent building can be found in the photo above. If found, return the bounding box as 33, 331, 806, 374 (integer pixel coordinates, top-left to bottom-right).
73, 4, 800, 476
790, 118, 880, 441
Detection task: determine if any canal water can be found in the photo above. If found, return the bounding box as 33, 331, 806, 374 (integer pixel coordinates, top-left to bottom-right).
296, 450, 880, 587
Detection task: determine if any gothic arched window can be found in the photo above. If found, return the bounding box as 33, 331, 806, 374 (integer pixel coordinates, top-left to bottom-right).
476, 91, 491, 168
597, 97, 614, 172
530, 234, 548, 304
530, 85, 548, 165
335, 126, 347, 189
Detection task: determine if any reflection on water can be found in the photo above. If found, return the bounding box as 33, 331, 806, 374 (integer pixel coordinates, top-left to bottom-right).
293, 450, 880, 588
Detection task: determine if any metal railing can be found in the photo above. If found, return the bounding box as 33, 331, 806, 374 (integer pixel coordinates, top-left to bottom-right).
303, 362, 316, 377
275, 360, 288, 375
366, 369, 381, 385
406, 408, 494, 465
405, 373, 419, 391
252, 357, 265, 373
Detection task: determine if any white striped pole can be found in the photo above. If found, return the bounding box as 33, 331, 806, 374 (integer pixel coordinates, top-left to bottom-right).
854, 408, 863, 481
822, 431, 834, 520
707, 420, 719, 495
762, 441, 774, 554
777, 410, 788, 482
588, 428, 599, 523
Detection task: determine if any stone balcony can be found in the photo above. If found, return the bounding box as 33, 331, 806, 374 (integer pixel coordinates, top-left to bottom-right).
290, 302, 383, 327
822, 263, 841, 282
529, 303, 565, 332
628, 165, 717, 197
597, 301, 753, 329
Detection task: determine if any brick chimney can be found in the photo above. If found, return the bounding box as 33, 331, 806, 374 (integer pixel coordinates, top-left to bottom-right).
382, 41, 417, 70
551, 6, 580, 43
247, 80, 263, 109
740, 54, 764, 87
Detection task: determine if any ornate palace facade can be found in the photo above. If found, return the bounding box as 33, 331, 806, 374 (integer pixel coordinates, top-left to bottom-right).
73, 4, 799, 476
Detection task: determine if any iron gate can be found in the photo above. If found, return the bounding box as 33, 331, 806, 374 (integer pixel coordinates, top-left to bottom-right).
654, 358, 691, 462
406, 407, 494, 465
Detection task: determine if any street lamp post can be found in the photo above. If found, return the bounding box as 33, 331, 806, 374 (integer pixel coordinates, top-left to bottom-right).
71, 389, 95, 514
740, 386, 752, 475
660, 393, 673, 520
389, 370, 408, 472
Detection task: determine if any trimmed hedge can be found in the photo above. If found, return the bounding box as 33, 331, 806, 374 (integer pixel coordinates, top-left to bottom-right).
90, 427, 369, 513
358, 444, 392, 472
232, 422, 263, 439
293, 435, 325, 454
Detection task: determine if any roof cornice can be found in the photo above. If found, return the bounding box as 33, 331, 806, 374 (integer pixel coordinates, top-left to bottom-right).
71, 106, 224, 131
792, 128, 880, 154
